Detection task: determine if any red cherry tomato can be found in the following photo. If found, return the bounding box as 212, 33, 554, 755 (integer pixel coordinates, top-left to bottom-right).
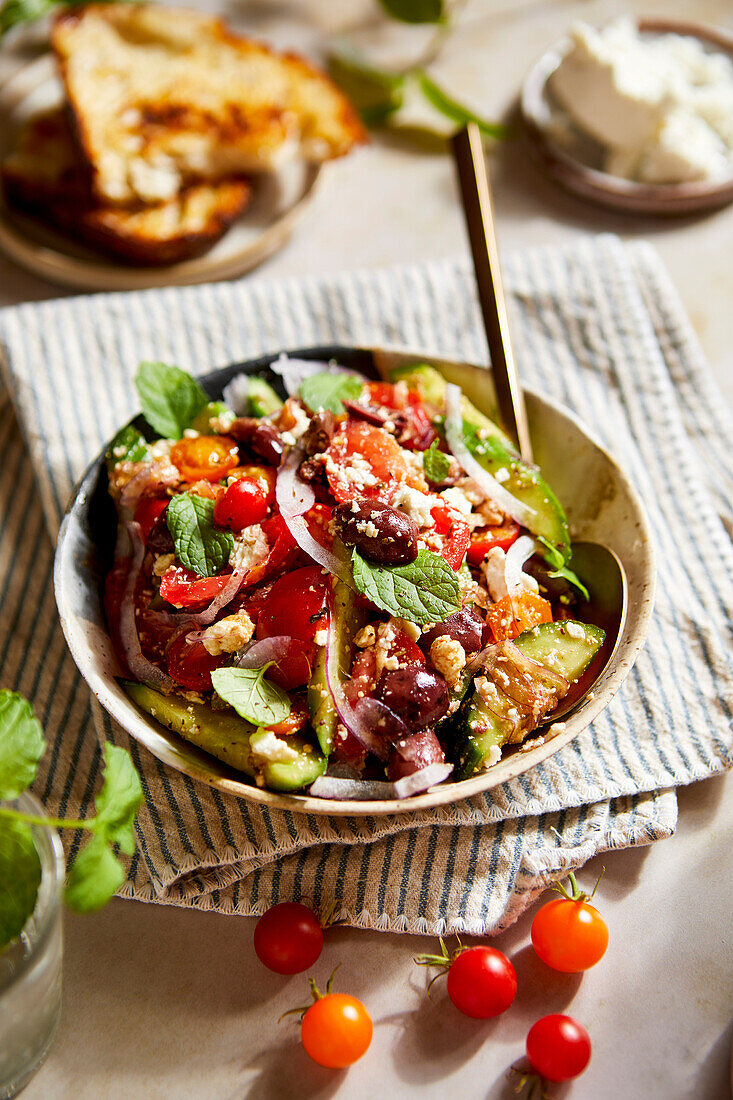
466, 520, 521, 565
133, 496, 168, 541
446, 947, 517, 1019
165, 632, 225, 691
531, 896, 608, 972
159, 565, 232, 609
253, 902, 323, 975
213, 477, 268, 532
256, 565, 329, 688
526, 1015, 591, 1082
301, 992, 372, 1068
305, 503, 334, 549
325, 421, 420, 504
170, 435, 239, 482
430, 505, 471, 571
229, 464, 276, 505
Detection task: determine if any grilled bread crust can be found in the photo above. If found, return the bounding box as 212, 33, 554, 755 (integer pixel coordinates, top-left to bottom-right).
52, 3, 367, 205
2, 108, 251, 265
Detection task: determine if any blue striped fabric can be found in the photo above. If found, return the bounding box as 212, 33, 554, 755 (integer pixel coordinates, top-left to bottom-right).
0, 234, 728, 933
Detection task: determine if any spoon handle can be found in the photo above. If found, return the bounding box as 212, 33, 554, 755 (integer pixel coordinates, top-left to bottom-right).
450, 123, 533, 463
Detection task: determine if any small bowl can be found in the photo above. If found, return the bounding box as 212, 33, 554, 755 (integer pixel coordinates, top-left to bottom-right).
521, 18, 733, 216
54, 346, 655, 816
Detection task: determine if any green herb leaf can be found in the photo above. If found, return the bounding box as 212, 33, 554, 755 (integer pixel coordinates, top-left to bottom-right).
105, 424, 151, 472
166, 493, 234, 578
211, 666, 291, 727
422, 441, 451, 483
0, 0, 55, 36
378, 0, 444, 24
328, 49, 405, 126
64, 834, 126, 914
0, 818, 41, 948
92, 744, 143, 856
537, 537, 590, 602
351, 547, 461, 625
416, 72, 510, 139
0, 691, 45, 800
135, 361, 208, 439
300, 372, 364, 415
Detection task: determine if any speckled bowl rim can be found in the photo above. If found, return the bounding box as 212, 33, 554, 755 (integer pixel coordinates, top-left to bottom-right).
521, 18, 733, 216
54, 346, 656, 816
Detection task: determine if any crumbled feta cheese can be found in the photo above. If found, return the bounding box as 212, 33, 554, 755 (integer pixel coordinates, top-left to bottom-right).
152, 553, 175, 577
148, 439, 174, 460
230, 524, 269, 572
494, 468, 510, 484
357, 519, 380, 539
354, 624, 377, 648
280, 431, 296, 446
183, 428, 200, 439
564, 622, 585, 640
201, 610, 255, 656
482, 547, 509, 600
394, 618, 421, 643
324, 450, 379, 496
288, 402, 311, 442
313, 628, 328, 647
439, 487, 473, 517
375, 621, 398, 677
211, 411, 236, 432
429, 636, 466, 688
251, 731, 300, 766
391, 483, 435, 528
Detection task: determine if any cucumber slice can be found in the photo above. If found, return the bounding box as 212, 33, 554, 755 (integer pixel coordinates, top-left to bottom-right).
449, 620, 605, 779
308, 646, 338, 756
391, 363, 570, 560
122, 680, 325, 791
248, 377, 283, 417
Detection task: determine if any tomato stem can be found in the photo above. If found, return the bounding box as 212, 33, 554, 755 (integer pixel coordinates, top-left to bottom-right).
551, 865, 605, 904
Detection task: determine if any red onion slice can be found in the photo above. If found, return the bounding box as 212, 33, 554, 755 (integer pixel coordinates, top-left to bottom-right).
391, 763, 454, 798
270, 355, 346, 398
119, 459, 179, 521
234, 635, 300, 669
222, 373, 250, 415
187, 568, 248, 627
118, 522, 176, 692
309, 763, 454, 800
444, 384, 536, 529
276, 447, 352, 585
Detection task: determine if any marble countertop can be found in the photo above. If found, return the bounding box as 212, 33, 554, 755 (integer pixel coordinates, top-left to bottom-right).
7, 1, 732, 1096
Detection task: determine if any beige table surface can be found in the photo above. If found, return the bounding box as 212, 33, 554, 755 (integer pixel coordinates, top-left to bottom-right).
2, 1, 731, 1097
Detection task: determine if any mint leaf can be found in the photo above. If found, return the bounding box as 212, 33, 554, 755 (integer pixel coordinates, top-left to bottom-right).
64, 834, 125, 914
378, 0, 444, 23
0, 818, 41, 947
416, 72, 510, 139
0, 691, 45, 800
352, 548, 461, 625
93, 744, 143, 856
135, 361, 208, 439
166, 493, 234, 578
211, 666, 291, 727
300, 372, 363, 415
537, 537, 589, 601
422, 441, 451, 483
105, 424, 151, 472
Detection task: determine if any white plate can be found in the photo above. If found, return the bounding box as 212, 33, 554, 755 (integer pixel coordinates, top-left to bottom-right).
0, 54, 322, 291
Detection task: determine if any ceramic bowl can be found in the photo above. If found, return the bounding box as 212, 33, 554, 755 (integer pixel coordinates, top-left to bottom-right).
54, 346, 655, 815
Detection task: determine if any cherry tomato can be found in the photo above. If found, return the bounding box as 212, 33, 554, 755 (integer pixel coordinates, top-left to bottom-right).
301, 992, 372, 1068
526, 1014, 591, 1082
466, 520, 521, 565
531, 897, 608, 972
325, 421, 421, 504
399, 393, 437, 451
487, 591, 552, 641
257, 565, 329, 688
445, 946, 517, 1019
366, 381, 399, 408
431, 505, 471, 571
253, 902, 323, 975
305, 503, 334, 549
213, 477, 268, 532
166, 632, 225, 691
170, 435, 239, 482
265, 698, 309, 737
133, 496, 169, 541
228, 464, 276, 505
159, 565, 232, 609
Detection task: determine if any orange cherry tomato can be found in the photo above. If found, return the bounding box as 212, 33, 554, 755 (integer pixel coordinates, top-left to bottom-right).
466, 520, 521, 565
301, 992, 373, 1069
170, 435, 239, 482
265, 698, 309, 738
487, 591, 552, 641
532, 896, 608, 973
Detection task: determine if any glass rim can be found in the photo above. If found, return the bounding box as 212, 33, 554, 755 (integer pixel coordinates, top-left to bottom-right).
1, 791, 64, 992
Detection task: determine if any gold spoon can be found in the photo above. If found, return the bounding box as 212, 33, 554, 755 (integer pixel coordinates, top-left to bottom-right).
450, 123, 628, 718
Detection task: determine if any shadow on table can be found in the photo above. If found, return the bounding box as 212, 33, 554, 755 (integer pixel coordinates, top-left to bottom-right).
240, 1037, 347, 1100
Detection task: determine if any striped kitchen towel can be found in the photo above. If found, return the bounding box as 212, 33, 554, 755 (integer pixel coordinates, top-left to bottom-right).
0, 234, 730, 934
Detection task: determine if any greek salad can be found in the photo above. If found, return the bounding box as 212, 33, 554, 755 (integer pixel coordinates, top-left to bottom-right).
105, 356, 604, 799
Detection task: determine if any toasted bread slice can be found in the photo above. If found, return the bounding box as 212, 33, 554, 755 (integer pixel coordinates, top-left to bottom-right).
2, 108, 251, 265
52, 4, 367, 205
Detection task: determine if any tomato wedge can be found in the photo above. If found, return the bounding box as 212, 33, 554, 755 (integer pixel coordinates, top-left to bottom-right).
431, 505, 471, 571
467, 520, 521, 565
325, 421, 423, 504
256, 565, 330, 689
166, 633, 225, 691
170, 435, 239, 482
159, 565, 232, 609
133, 496, 169, 541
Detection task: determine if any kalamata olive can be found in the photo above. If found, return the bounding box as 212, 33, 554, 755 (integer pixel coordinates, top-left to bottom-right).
375, 666, 449, 732
146, 507, 174, 554
421, 609, 485, 655
342, 400, 388, 427
301, 410, 335, 456
227, 418, 283, 466
334, 500, 419, 566
388, 729, 445, 781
